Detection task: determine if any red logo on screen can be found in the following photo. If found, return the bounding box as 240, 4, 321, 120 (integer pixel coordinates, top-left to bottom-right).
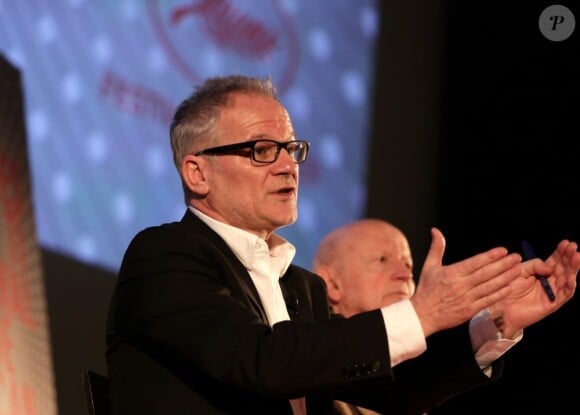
147, 0, 300, 94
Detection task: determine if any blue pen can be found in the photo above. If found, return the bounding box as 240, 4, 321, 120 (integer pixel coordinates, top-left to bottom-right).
521, 240, 556, 302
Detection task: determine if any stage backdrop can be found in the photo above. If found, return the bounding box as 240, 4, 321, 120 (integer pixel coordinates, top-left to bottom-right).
0, 0, 380, 272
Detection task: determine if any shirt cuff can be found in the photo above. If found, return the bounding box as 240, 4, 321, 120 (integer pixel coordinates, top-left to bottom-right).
470, 309, 523, 370
380, 299, 427, 367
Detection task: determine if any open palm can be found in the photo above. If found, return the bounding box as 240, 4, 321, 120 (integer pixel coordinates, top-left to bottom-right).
492, 240, 579, 336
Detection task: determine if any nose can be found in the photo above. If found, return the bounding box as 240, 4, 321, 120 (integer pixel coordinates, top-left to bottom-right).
391, 261, 413, 281
274, 147, 299, 173
393, 272, 413, 282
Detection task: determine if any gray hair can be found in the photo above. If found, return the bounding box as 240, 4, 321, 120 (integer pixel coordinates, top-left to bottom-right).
169, 74, 279, 204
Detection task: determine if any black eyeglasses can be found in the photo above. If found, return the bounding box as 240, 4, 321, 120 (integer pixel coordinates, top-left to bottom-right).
193, 139, 310, 164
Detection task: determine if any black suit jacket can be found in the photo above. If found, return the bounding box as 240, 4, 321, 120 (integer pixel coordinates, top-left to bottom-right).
106, 210, 503, 414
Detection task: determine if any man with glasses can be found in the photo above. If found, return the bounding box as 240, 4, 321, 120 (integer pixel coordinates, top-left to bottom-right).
193, 138, 310, 164
106, 74, 580, 414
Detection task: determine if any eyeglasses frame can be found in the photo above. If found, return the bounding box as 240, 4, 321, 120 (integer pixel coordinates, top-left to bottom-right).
193, 139, 310, 164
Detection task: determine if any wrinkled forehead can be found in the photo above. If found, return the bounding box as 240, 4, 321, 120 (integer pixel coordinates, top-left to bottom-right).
349, 223, 410, 252
217, 92, 293, 141
224, 92, 290, 121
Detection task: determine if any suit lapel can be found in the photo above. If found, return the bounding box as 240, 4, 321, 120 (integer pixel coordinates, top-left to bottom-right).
280, 267, 314, 324
181, 210, 269, 324
279, 279, 300, 319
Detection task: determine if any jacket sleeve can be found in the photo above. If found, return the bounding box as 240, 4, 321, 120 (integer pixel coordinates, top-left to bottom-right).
330, 322, 504, 414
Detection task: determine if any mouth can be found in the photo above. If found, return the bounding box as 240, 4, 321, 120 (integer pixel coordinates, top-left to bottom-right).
272, 186, 296, 196
384, 291, 411, 302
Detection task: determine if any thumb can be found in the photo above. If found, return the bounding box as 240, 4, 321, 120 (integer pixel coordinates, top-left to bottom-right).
423, 227, 446, 270
523, 258, 551, 278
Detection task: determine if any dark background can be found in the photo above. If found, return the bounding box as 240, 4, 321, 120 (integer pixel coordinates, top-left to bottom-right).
367, 1, 579, 414
42, 1, 579, 414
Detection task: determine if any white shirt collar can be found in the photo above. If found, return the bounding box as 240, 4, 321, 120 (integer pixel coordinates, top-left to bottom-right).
188, 206, 296, 278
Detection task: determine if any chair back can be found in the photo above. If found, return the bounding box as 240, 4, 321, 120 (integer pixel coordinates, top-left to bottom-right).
82, 369, 111, 415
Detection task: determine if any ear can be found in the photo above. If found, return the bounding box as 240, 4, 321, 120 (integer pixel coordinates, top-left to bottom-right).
315, 265, 342, 305
182, 154, 210, 196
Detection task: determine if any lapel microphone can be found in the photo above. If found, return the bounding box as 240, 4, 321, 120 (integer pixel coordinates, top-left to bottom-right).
285, 289, 299, 317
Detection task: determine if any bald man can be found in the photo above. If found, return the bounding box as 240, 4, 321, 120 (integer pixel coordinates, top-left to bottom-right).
313, 219, 416, 415
313, 219, 415, 318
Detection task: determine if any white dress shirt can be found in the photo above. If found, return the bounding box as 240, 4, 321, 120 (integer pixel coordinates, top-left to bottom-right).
190, 207, 522, 413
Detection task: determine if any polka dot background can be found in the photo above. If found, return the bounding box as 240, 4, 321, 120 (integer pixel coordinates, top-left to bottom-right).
0, 0, 379, 271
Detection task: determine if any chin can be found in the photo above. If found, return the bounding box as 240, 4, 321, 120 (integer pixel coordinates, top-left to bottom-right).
276, 218, 296, 229
277, 211, 298, 226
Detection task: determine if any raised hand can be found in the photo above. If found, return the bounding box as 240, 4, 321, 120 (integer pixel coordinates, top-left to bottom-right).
411, 227, 524, 337
490, 240, 580, 339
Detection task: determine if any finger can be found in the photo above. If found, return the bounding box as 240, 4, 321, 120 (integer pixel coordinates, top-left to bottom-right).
554, 241, 579, 274
521, 258, 551, 278
563, 242, 580, 287
543, 241, 570, 277
467, 254, 523, 297
565, 241, 580, 268
444, 247, 512, 282
422, 227, 446, 270
468, 283, 514, 314
557, 239, 572, 256
555, 240, 579, 268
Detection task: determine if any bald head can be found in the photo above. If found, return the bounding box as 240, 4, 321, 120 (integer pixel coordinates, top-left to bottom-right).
313, 219, 415, 317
